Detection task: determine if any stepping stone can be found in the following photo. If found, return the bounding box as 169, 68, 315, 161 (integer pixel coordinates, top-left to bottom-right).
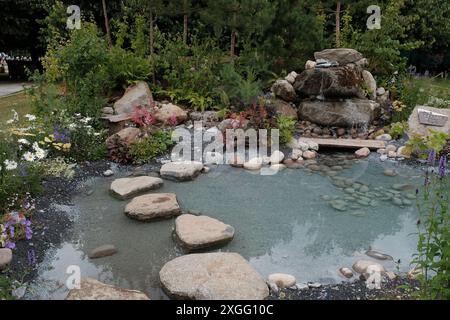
88, 245, 118, 259
110, 176, 163, 200
124, 193, 181, 221
175, 214, 235, 251
66, 278, 150, 300
159, 253, 269, 300
160, 161, 204, 181
0, 248, 12, 270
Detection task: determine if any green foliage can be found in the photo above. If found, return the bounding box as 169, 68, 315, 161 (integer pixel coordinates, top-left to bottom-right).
389, 121, 409, 139
413, 156, 449, 300
0, 275, 15, 300
132, 15, 148, 57
129, 131, 174, 164
216, 64, 262, 108
405, 130, 450, 159
276, 115, 296, 145
341, 0, 424, 76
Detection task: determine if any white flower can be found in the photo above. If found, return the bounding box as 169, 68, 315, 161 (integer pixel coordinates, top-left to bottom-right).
23, 152, 35, 162
24, 114, 36, 121
18, 138, 30, 145
94, 132, 101, 136
4, 160, 18, 171
35, 148, 46, 160
32, 142, 40, 151
12, 109, 19, 121
80, 117, 92, 124
6, 119, 14, 124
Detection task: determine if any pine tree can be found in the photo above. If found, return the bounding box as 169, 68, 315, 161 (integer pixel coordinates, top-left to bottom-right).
201, 0, 275, 58
259, 0, 325, 72
165, 0, 197, 44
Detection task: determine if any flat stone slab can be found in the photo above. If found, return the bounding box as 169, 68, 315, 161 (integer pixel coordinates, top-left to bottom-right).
159, 253, 269, 300
160, 161, 204, 181
304, 138, 385, 150
0, 248, 12, 270
66, 278, 150, 300
175, 214, 235, 251
124, 193, 181, 221
110, 176, 163, 200
88, 245, 118, 259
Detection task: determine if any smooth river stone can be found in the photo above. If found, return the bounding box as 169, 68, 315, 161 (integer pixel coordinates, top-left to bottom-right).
352, 260, 386, 275
0, 248, 12, 270
159, 253, 269, 300
66, 278, 150, 300
175, 214, 235, 251
124, 193, 181, 221
268, 273, 297, 288
110, 176, 163, 200
88, 245, 118, 259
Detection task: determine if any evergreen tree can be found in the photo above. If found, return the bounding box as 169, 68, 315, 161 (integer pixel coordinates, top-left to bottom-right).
201, 0, 274, 58
165, 0, 197, 44
259, 0, 325, 72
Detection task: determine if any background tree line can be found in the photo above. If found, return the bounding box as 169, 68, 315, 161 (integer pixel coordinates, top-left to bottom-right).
1, 0, 449, 75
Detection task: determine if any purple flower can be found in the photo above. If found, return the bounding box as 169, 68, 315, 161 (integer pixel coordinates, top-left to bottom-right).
5, 241, 16, 250
439, 155, 447, 178
9, 226, 14, 238
27, 249, 36, 266
25, 226, 33, 240
428, 149, 436, 166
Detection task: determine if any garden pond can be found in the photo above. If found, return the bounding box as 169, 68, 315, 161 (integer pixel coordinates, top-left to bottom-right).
25, 153, 423, 299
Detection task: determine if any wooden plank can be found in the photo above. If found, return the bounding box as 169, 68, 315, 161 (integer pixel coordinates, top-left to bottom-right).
301, 138, 385, 150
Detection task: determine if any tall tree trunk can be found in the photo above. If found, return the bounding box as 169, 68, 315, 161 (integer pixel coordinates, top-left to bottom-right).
183, 14, 188, 45
102, 0, 112, 48
183, 0, 188, 45
230, 30, 236, 58
335, 1, 341, 48
230, 11, 237, 59
149, 12, 154, 55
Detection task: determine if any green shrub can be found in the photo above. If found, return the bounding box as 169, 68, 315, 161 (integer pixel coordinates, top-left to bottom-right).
276, 115, 296, 145
129, 131, 174, 164
405, 130, 450, 159
389, 121, 409, 139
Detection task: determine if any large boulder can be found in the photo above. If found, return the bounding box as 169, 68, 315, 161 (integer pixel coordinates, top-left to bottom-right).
106, 127, 141, 149
66, 278, 150, 300
407, 105, 450, 137
124, 193, 181, 221
293, 66, 364, 98
160, 161, 204, 181
110, 176, 164, 200
159, 253, 269, 300
265, 99, 298, 120
113, 81, 154, 115
298, 99, 380, 127
271, 79, 297, 102
314, 48, 364, 66
175, 214, 235, 251
155, 103, 188, 124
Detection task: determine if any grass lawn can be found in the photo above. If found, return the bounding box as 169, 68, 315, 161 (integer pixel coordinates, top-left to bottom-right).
409, 77, 450, 103
0, 92, 32, 129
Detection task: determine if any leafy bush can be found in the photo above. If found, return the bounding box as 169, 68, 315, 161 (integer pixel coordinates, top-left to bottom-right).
389, 121, 409, 139
405, 130, 450, 159
129, 131, 174, 164
276, 115, 296, 145
216, 64, 262, 108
